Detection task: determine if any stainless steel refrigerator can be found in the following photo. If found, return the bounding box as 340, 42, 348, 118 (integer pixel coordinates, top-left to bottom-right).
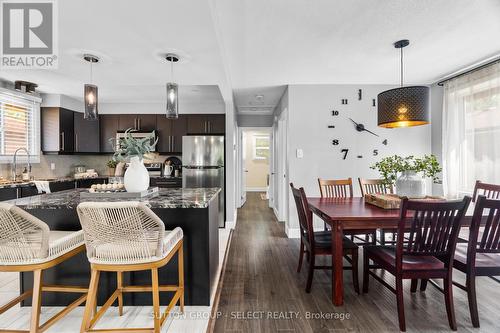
182, 136, 225, 227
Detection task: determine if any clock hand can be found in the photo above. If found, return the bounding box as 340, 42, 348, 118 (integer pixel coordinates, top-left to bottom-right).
348, 118, 359, 126
363, 128, 380, 137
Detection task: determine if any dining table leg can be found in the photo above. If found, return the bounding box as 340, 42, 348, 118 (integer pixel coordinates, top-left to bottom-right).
331, 219, 344, 306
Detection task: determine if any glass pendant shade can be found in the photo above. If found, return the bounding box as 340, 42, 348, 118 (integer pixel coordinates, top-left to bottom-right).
84, 84, 98, 120
377, 86, 430, 128
166, 82, 178, 119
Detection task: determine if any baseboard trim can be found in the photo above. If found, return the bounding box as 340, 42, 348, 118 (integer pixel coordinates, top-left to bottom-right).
285, 226, 300, 239
245, 187, 268, 192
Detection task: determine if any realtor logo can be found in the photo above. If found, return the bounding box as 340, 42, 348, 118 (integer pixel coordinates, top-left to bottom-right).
1, 0, 58, 69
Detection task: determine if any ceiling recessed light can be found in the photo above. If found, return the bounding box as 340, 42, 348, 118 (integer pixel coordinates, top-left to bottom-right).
255, 94, 264, 100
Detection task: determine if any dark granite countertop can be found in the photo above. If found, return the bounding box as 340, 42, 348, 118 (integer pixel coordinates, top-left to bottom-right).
0, 177, 108, 189
6, 187, 221, 209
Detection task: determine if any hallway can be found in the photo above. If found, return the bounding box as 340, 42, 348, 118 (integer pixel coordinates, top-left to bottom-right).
212, 193, 500, 333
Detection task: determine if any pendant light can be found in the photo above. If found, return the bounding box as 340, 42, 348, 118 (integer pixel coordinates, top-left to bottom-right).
377, 40, 430, 128
83, 54, 99, 120
165, 53, 179, 119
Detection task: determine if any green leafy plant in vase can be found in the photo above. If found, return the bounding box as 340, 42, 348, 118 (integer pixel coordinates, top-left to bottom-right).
370, 155, 441, 198
109, 128, 158, 192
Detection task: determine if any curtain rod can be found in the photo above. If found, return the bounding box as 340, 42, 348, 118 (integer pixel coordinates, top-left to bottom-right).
437, 56, 500, 86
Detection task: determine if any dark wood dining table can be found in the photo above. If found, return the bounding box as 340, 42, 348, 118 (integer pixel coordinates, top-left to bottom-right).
307, 196, 478, 306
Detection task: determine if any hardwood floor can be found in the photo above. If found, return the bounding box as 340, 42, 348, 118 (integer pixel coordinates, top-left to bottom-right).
212, 192, 500, 333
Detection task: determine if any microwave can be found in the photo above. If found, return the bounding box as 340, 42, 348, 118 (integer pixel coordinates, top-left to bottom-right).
115, 130, 157, 151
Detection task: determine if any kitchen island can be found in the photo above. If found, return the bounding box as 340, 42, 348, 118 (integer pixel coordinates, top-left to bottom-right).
6, 187, 221, 306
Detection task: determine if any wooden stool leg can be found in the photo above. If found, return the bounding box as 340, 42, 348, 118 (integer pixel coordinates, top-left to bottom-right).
178, 243, 185, 314
29, 269, 43, 333
466, 272, 480, 328
444, 276, 457, 330
305, 255, 315, 293
410, 279, 418, 292
117, 272, 123, 316
297, 240, 304, 273
396, 277, 406, 332
151, 268, 161, 333
81, 269, 100, 333
351, 250, 360, 294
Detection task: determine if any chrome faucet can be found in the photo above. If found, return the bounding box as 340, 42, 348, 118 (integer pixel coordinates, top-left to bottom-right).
12, 148, 31, 181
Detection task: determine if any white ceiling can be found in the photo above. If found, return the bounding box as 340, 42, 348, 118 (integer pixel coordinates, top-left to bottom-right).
0, 0, 228, 105
1, 0, 500, 116
214, 0, 500, 113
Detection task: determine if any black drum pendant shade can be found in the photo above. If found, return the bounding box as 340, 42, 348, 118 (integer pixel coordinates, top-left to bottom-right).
377, 86, 430, 128
378, 40, 430, 128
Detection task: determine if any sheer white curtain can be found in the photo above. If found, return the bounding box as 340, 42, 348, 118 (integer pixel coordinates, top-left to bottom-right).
443, 62, 500, 197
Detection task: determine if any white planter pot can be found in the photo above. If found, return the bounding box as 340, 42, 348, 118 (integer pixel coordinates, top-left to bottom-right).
395, 170, 426, 198
124, 156, 149, 192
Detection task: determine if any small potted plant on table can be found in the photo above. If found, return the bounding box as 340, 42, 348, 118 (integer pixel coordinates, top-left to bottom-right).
106, 160, 117, 176
371, 155, 441, 198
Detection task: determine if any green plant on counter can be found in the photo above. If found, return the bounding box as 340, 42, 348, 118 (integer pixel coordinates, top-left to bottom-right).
370, 154, 442, 185
110, 128, 158, 162
106, 160, 118, 168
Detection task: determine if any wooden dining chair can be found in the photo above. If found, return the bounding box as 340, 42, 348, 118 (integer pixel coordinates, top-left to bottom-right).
319, 178, 376, 245
290, 183, 359, 294
452, 195, 500, 328
472, 180, 500, 201
0, 203, 87, 333
358, 178, 396, 245
456, 181, 500, 244
362, 196, 471, 331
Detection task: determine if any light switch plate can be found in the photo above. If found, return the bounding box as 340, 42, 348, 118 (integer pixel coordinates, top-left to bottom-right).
50, 163, 55, 170
296, 149, 303, 159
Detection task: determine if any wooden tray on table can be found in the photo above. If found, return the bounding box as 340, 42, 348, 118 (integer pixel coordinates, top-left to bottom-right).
364, 193, 445, 210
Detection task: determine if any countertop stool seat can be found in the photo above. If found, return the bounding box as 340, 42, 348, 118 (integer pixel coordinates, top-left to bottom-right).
0, 202, 87, 333
77, 202, 184, 333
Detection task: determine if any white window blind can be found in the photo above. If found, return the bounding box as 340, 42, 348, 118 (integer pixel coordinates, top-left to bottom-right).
442, 62, 500, 197
0, 88, 41, 163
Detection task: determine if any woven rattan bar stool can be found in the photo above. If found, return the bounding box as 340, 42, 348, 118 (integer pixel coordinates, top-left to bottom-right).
77, 202, 184, 333
0, 203, 87, 333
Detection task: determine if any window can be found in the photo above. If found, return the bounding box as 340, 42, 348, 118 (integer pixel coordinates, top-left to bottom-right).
0, 88, 41, 163
443, 62, 500, 197
253, 135, 270, 160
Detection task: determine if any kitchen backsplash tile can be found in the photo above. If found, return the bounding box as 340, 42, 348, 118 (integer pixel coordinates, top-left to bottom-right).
0, 153, 175, 180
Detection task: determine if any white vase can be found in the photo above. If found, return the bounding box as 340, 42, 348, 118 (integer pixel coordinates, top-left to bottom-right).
395, 170, 426, 198
124, 156, 149, 192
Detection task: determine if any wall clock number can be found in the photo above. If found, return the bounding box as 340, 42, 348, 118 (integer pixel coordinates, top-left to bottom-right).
358, 89, 362, 100
372, 99, 376, 107
341, 99, 348, 105
332, 139, 339, 145
341, 149, 349, 160
331, 110, 340, 116
382, 139, 388, 145
327, 125, 335, 128
373, 149, 378, 156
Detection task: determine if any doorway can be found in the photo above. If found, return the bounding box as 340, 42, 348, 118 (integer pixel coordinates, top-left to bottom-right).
238, 128, 271, 207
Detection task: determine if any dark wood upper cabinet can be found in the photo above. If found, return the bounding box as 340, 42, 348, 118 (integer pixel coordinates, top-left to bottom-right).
209, 114, 225, 134
41, 107, 74, 153
186, 115, 206, 134
118, 114, 136, 131
156, 114, 187, 153
99, 114, 119, 153
137, 114, 156, 131
186, 114, 225, 134
74, 112, 100, 153
118, 114, 157, 131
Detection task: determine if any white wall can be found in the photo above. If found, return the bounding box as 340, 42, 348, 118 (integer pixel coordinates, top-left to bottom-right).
285, 84, 432, 236
430, 84, 444, 196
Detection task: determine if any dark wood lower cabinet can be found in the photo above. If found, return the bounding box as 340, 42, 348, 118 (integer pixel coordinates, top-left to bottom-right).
49, 181, 75, 193
0, 187, 18, 201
